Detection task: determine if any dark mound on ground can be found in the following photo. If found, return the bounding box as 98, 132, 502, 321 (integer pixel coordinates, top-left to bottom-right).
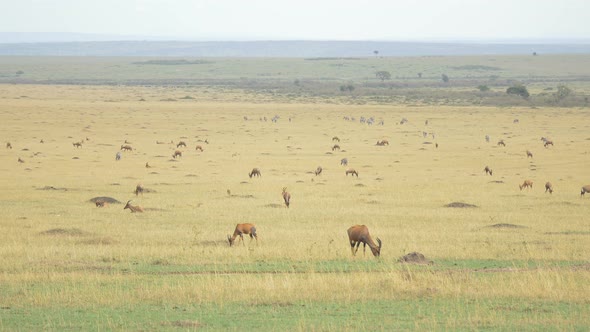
445, 202, 478, 208
398, 252, 433, 265
264, 203, 284, 208
39, 228, 89, 236
487, 223, 526, 229
89, 197, 121, 204
37, 186, 68, 191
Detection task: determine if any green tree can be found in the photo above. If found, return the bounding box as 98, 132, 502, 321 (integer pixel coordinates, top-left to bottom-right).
555, 85, 572, 101
477, 85, 490, 92
506, 85, 529, 98
441, 74, 449, 83
375, 71, 391, 81
340, 84, 355, 93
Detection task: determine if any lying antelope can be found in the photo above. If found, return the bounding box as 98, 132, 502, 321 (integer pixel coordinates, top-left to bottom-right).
95, 201, 108, 208
332, 136, 340, 142
484, 166, 493, 176
314, 166, 323, 176
73, 141, 82, 148
134, 184, 144, 196
249, 168, 261, 178
497, 140, 506, 147
172, 150, 182, 159
282, 187, 291, 208
121, 145, 133, 152
195, 145, 203, 152
332, 144, 341, 151
545, 182, 553, 194
347, 225, 382, 257
581, 185, 590, 197
376, 140, 389, 146
123, 200, 144, 213
519, 180, 533, 191
6, 142, 12, 149
227, 223, 257, 246
345, 169, 358, 177
177, 141, 187, 148
526, 150, 533, 158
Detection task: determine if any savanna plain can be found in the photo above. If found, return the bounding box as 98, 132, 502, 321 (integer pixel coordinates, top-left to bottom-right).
0, 56, 589, 331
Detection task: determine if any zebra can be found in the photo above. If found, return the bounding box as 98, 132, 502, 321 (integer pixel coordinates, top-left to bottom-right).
115, 151, 122, 161
485, 135, 490, 143
340, 158, 348, 166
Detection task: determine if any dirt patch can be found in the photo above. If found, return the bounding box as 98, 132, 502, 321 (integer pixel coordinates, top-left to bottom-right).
37, 186, 68, 191
444, 202, 478, 208
487, 223, 527, 229
398, 252, 433, 265
40, 228, 89, 236
89, 196, 121, 204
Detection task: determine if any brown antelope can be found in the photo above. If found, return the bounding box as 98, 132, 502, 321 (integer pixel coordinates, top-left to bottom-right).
195, 145, 204, 152
17, 157, 24, 163
123, 200, 144, 213
73, 141, 82, 148
282, 187, 291, 208
345, 169, 358, 177
332, 144, 340, 151
519, 180, 533, 191
40, 139, 44, 143
227, 223, 258, 246
95, 201, 108, 208
6, 142, 12, 149
249, 168, 261, 178
332, 136, 340, 142
121, 145, 133, 152
484, 166, 493, 176
347, 225, 382, 257
376, 140, 389, 146
145, 162, 151, 168
581, 185, 590, 197
134, 184, 144, 196
497, 140, 506, 147
314, 166, 323, 176
526, 150, 533, 158
545, 182, 553, 194
544, 140, 554, 148
177, 141, 187, 148
172, 150, 182, 158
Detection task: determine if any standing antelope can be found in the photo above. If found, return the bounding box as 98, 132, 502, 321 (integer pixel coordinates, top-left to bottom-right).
227, 223, 257, 246
282, 187, 291, 208
526, 150, 533, 158
484, 166, 493, 176
544, 140, 554, 148
519, 180, 533, 191
332, 136, 340, 142
6, 142, 12, 149
332, 144, 340, 151
177, 141, 186, 148
249, 168, 261, 178
347, 225, 382, 257
545, 182, 553, 194
123, 200, 144, 213
497, 140, 506, 147
121, 145, 133, 152
73, 141, 82, 148
145, 162, 151, 168
195, 145, 203, 152
314, 166, 323, 176
172, 150, 182, 158
345, 169, 358, 177
581, 185, 590, 197
134, 184, 144, 196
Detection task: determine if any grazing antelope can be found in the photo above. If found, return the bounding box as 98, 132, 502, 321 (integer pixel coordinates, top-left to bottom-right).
95, 201, 108, 208
121, 145, 133, 152
195, 145, 203, 152
123, 200, 143, 213
177, 141, 187, 148
134, 184, 144, 196
497, 140, 506, 147
544, 140, 554, 148
345, 169, 358, 177
332, 144, 340, 151
519, 180, 533, 191
376, 140, 389, 146
314, 166, 323, 176
172, 150, 182, 159
17, 157, 24, 163
340, 158, 348, 166
347, 225, 382, 257
581, 185, 590, 197
484, 166, 493, 176
249, 168, 261, 178
332, 136, 340, 142
73, 141, 82, 148
6, 142, 12, 149
282, 187, 291, 208
526, 150, 533, 158
227, 223, 258, 246
545, 182, 553, 194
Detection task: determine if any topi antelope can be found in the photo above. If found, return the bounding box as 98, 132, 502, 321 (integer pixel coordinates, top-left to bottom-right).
484, 166, 493, 176
376, 140, 389, 146
6, 142, 12, 149
519, 180, 533, 191
332, 144, 340, 151
249, 168, 261, 178
497, 140, 506, 147
314, 166, 323, 176
544, 140, 554, 148
121, 145, 133, 152
172, 150, 182, 159
545, 182, 553, 194
195, 145, 203, 152
526, 150, 533, 158
282, 187, 291, 208
95, 201, 108, 208
227, 223, 257, 246
581, 185, 590, 197
177, 141, 186, 148
73, 141, 82, 148
332, 136, 340, 142
123, 200, 144, 213
347, 225, 382, 257
345, 169, 358, 177
134, 184, 144, 196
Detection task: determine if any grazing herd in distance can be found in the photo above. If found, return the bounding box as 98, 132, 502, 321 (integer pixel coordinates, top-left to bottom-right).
4, 114, 589, 259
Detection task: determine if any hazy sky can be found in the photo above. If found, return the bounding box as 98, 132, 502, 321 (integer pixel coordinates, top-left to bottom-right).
2, 0, 589, 41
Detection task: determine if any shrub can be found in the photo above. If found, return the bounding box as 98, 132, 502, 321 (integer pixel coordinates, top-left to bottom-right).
506, 85, 529, 98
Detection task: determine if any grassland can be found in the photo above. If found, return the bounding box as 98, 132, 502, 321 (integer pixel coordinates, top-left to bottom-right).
0, 61, 589, 330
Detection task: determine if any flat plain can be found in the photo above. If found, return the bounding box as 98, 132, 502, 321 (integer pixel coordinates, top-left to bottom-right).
0, 56, 589, 330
